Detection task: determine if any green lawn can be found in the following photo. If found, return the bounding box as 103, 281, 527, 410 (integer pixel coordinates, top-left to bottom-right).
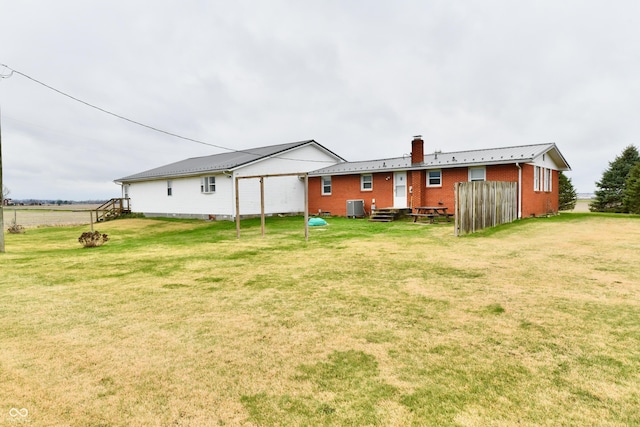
1, 214, 639, 426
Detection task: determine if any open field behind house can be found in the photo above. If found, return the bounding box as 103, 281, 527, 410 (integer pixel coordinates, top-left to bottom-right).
565, 199, 592, 213
1, 214, 639, 426
2, 204, 101, 228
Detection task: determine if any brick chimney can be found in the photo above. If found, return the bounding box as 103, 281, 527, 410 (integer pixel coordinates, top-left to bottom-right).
411, 135, 424, 165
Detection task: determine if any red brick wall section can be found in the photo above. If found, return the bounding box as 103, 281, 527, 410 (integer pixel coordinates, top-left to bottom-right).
409, 170, 425, 209
520, 164, 559, 217
309, 163, 560, 217
486, 164, 520, 182
308, 173, 394, 216
411, 137, 424, 164
423, 168, 467, 209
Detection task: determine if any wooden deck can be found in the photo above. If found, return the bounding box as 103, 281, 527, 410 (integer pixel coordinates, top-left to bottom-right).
95, 198, 131, 222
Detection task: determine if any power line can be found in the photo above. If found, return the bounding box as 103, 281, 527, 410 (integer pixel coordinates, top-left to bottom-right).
0, 63, 334, 164
1, 64, 232, 150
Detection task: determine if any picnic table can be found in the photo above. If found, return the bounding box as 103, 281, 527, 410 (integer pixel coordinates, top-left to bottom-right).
409, 206, 452, 223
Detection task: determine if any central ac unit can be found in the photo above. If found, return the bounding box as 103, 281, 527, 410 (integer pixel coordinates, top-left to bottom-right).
346, 199, 365, 218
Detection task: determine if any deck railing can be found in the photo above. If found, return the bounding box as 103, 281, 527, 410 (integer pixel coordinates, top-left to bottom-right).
95, 198, 131, 222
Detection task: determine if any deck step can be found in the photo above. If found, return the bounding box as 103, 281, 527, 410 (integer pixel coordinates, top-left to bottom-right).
368, 208, 410, 222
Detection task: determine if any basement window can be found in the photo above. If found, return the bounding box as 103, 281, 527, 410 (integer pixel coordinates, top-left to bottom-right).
201, 176, 216, 193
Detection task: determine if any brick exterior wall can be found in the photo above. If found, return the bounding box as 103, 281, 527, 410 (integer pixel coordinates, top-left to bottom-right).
409, 170, 425, 209
520, 164, 559, 217
309, 173, 394, 216
309, 163, 560, 218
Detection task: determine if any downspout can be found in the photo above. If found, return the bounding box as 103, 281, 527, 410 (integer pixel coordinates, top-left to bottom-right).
516, 163, 522, 219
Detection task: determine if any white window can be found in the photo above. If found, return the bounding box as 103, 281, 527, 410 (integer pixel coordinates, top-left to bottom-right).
361, 174, 373, 191
201, 176, 216, 193
468, 167, 486, 182
167, 180, 173, 196
321, 176, 332, 195
427, 170, 442, 187
534, 166, 552, 192
544, 168, 552, 192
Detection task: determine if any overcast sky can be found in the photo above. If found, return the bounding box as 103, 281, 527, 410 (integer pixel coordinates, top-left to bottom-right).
1, 0, 639, 200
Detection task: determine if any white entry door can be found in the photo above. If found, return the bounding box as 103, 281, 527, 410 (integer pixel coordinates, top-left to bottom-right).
393, 171, 407, 208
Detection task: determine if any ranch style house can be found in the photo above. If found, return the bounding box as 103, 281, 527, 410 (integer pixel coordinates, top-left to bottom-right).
115, 140, 344, 220
307, 136, 571, 219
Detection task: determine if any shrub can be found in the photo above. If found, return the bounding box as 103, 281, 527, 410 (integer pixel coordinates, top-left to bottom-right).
116, 212, 145, 220
78, 231, 109, 248
7, 221, 25, 234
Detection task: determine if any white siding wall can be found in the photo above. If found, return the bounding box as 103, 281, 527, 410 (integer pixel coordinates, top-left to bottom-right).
126, 143, 340, 220
236, 145, 336, 177
128, 174, 235, 218
234, 144, 338, 217
531, 151, 560, 170
236, 175, 305, 216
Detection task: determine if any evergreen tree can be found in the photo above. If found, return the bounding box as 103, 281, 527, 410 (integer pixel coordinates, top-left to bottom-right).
623, 162, 640, 214
590, 145, 640, 212
558, 172, 577, 211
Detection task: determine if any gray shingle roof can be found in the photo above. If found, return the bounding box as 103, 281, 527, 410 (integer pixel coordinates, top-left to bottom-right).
116, 140, 340, 182
309, 143, 570, 176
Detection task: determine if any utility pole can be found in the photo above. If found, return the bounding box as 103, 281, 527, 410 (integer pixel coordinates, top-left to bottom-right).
0, 93, 4, 253
0, 65, 13, 253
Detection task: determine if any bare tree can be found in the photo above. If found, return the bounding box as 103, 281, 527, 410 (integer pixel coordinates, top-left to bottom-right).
2, 184, 9, 200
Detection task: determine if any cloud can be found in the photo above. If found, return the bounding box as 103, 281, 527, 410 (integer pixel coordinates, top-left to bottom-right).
1, 0, 639, 199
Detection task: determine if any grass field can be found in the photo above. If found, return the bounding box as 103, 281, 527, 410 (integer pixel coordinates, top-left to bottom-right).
1, 213, 639, 426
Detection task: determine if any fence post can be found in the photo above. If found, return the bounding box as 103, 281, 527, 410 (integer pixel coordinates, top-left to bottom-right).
454, 182, 458, 236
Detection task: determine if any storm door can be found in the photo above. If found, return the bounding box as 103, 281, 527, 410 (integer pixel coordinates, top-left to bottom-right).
393, 171, 407, 208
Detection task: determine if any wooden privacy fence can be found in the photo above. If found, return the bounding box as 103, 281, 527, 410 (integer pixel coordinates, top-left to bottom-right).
454, 181, 518, 236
